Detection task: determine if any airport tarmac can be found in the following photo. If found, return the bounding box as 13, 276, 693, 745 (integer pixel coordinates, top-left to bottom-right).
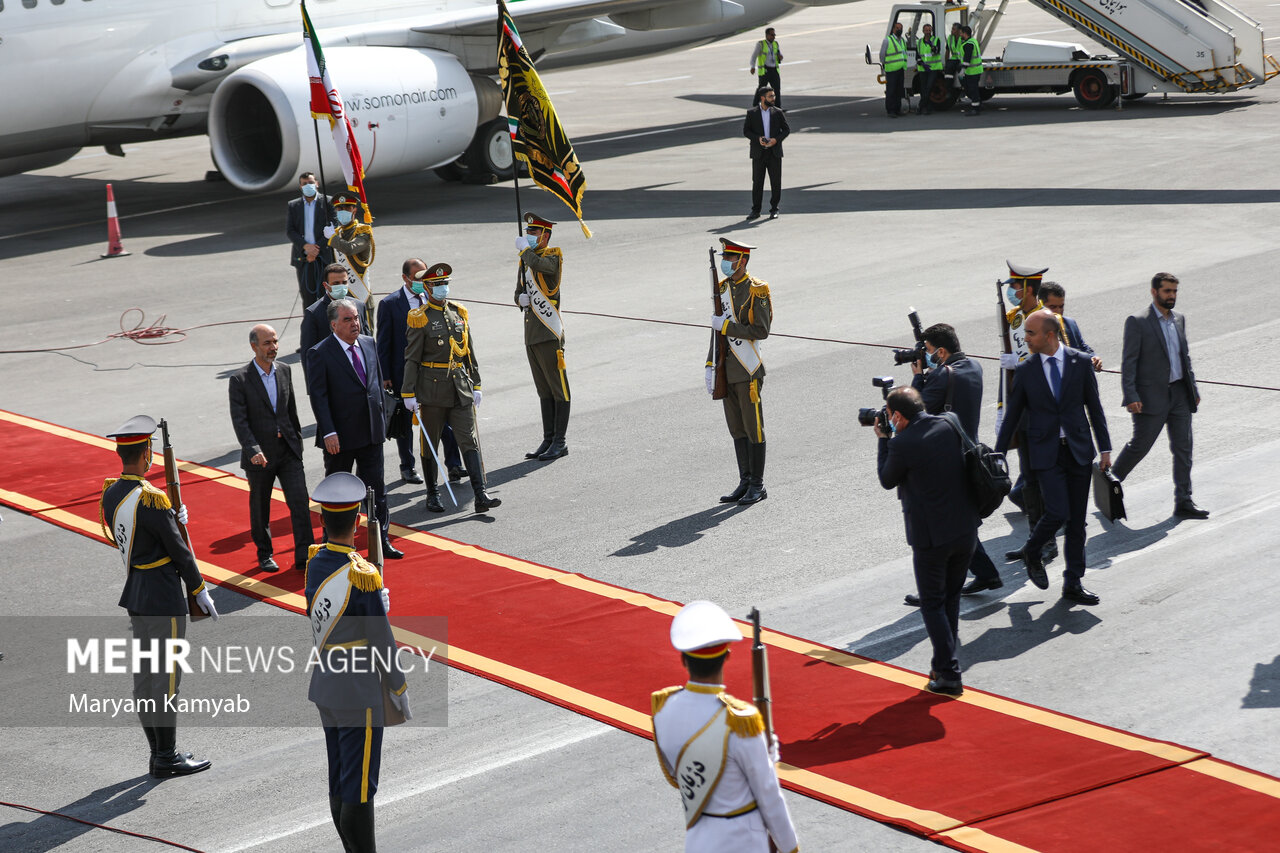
3, 0, 1280, 850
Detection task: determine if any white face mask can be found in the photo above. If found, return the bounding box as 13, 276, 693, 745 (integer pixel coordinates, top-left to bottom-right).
720, 259, 737, 277
301, 183, 318, 198
335, 210, 354, 226
329, 284, 349, 300
431, 284, 450, 301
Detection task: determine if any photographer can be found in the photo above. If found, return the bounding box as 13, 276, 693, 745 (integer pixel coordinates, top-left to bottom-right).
876, 387, 978, 697
902, 324, 1003, 606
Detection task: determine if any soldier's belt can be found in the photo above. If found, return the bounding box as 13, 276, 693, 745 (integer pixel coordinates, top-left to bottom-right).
419, 361, 453, 369
322, 638, 368, 651
132, 556, 172, 570
702, 802, 758, 819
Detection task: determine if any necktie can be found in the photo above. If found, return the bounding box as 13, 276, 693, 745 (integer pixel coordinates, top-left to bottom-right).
349, 344, 367, 385
1048, 354, 1061, 400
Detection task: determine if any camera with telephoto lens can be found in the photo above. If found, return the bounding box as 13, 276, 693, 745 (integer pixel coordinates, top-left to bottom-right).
857, 376, 896, 429
891, 309, 927, 366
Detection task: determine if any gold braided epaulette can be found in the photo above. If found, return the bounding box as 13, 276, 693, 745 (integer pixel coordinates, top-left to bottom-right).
651, 685, 683, 716
749, 279, 771, 300
139, 482, 172, 511
719, 694, 765, 738
99, 478, 118, 538
347, 552, 384, 592
407, 306, 427, 328
450, 302, 469, 322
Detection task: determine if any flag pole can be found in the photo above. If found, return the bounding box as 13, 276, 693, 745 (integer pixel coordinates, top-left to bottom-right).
498, 0, 525, 234
312, 118, 329, 197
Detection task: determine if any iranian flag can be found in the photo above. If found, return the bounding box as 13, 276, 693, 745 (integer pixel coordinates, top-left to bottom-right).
301, 1, 369, 218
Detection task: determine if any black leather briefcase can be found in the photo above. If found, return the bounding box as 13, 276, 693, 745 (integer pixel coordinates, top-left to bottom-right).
385, 393, 410, 441
1092, 465, 1126, 522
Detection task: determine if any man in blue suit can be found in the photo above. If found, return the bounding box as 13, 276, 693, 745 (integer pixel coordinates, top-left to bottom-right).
995, 310, 1112, 605
877, 386, 979, 697
305, 299, 402, 559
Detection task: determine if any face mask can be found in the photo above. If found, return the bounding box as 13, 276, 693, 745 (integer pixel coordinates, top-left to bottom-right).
1006, 285, 1021, 304
431, 284, 450, 301
926, 351, 939, 368
329, 284, 348, 300
526, 234, 539, 249
409, 280, 425, 295
335, 210, 354, 226
721, 259, 737, 277
301, 183, 318, 199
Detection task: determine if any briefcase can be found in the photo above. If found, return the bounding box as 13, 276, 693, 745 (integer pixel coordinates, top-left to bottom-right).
385, 393, 410, 441
1092, 464, 1126, 522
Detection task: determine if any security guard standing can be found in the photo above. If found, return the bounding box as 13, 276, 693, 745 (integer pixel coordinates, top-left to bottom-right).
707, 239, 772, 505
514, 212, 571, 462
100, 415, 218, 778
916, 22, 944, 114
324, 191, 376, 332
880, 20, 907, 117
306, 472, 409, 853
652, 601, 799, 853
403, 263, 502, 514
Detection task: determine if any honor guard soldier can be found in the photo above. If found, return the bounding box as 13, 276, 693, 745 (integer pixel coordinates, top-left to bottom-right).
652, 601, 799, 853
707, 239, 773, 505
324, 191, 376, 332
306, 472, 410, 853
99, 415, 217, 778
514, 211, 571, 461
402, 263, 502, 514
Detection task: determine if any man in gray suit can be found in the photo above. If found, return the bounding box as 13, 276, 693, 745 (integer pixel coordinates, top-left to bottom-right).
1112, 273, 1208, 519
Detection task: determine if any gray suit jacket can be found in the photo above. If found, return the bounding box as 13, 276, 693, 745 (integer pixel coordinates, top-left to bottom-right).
1119, 304, 1198, 416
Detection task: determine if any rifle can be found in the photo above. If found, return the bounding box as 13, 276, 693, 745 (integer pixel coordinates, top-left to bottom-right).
158, 419, 208, 622
709, 247, 728, 400
366, 486, 383, 568
749, 607, 778, 853
995, 280, 1010, 439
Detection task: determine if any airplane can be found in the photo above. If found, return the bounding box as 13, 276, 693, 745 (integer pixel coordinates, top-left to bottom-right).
0, 0, 859, 192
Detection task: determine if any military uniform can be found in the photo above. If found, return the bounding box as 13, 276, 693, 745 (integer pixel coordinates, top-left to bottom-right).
707, 238, 773, 505
514, 211, 572, 461
98, 415, 215, 778
403, 263, 501, 514
327, 191, 376, 333
306, 472, 409, 853
652, 601, 799, 853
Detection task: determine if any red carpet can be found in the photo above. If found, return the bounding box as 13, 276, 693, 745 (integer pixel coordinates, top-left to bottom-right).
3, 409, 1278, 851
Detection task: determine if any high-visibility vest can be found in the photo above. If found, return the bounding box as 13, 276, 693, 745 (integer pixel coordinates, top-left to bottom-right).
884, 34, 906, 73
963, 37, 983, 76
756, 40, 779, 76
947, 34, 963, 59
918, 35, 943, 71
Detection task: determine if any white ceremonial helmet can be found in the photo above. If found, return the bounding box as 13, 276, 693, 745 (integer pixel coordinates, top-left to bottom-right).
670, 601, 744, 656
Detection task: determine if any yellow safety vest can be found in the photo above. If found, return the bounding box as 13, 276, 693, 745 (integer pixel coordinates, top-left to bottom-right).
884, 35, 906, 73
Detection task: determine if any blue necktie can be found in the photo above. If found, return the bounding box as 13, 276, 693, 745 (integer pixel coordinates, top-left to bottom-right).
1048, 354, 1061, 400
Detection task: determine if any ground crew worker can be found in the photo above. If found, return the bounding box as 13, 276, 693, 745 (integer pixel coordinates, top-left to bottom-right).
403, 262, 502, 514
959, 25, 984, 115
100, 415, 217, 778
945, 22, 964, 76
707, 239, 772, 505
324, 191, 376, 332
652, 600, 799, 852
880, 21, 907, 117
514, 212, 571, 462
749, 27, 783, 107
916, 22, 944, 114
305, 472, 410, 853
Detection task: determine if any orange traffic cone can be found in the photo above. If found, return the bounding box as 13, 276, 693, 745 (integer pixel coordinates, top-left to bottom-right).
100, 183, 130, 258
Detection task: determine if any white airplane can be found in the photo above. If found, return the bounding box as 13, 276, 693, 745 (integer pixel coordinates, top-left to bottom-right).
0, 0, 857, 192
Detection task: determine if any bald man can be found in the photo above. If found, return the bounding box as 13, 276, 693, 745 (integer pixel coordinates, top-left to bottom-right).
229, 324, 314, 572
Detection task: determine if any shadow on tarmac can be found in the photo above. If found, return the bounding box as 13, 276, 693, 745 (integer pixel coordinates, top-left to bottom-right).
782, 692, 948, 769
1242, 655, 1280, 709
0, 775, 162, 852
611, 503, 751, 556
962, 599, 1101, 667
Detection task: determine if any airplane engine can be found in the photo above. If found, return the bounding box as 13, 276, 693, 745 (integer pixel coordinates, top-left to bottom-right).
209, 46, 479, 193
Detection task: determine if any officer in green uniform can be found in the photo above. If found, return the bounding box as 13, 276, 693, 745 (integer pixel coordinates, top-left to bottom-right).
707, 239, 773, 505
916, 22, 944, 114
514, 211, 571, 462
325, 191, 376, 332
402, 262, 502, 514
99, 415, 218, 778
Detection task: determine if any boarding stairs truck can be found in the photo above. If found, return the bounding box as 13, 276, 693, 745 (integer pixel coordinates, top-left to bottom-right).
866, 0, 1279, 111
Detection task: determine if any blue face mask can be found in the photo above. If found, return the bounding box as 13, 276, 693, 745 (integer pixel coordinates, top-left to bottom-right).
329, 284, 348, 300
720, 259, 736, 277
526, 234, 539, 249
301, 183, 318, 199
1006, 285, 1021, 304
431, 284, 450, 301
409, 280, 425, 295
926, 350, 939, 368
335, 210, 354, 226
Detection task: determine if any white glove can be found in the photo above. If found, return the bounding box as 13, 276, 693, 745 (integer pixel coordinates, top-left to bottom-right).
380, 588, 390, 614
517, 293, 531, 308
403, 397, 418, 413
176, 504, 188, 526
473, 390, 482, 407
322, 224, 336, 240
710, 314, 726, 331
388, 688, 413, 721
999, 353, 1020, 370
769, 732, 781, 764
195, 588, 219, 622
705, 366, 715, 396
516, 235, 537, 252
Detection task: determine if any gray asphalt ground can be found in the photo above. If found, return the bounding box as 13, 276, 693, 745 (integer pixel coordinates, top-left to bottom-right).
3, 1, 1280, 850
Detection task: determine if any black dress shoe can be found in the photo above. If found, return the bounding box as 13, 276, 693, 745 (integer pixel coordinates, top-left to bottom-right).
926, 677, 963, 697
425, 491, 445, 514
258, 556, 279, 573
961, 577, 1003, 595
448, 466, 467, 483
1006, 542, 1056, 562
474, 491, 502, 513
151, 751, 211, 778
382, 541, 404, 560
1062, 583, 1100, 606
746, 210, 761, 221
904, 594, 921, 607
769, 211, 779, 220
1021, 545, 1049, 589
1174, 501, 1210, 520
401, 468, 424, 485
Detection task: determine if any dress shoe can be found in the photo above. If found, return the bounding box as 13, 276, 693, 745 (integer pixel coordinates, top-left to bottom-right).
1021, 545, 1049, 589
401, 467, 423, 485
746, 210, 761, 221
258, 556, 279, 573
904, 594, 921, 607
448, 465, 467, 483
926, 677, 963, 697
961, 577, 1003, 595
1174, 501, 1210, 520
1006, 542, 1056, 563
1062, 583, 1100, 606
382, 541, 404, 560
150, 728, 210, 778
425, 490, 444, 514
768, 210, 779, 220
473, 490, 502, 513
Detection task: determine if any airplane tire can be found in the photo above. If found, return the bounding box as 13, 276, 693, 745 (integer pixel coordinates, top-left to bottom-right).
464, 118, 516, 181
434, 161, 466, 182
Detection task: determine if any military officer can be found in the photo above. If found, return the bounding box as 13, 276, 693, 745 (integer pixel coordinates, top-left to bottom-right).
514, 211, 571, 461
306, 472, 410, 853
707, 239, 773, 505
324, 191, 376, 332
99, 415, 218, 778
402, 262, 502, 514
652, 601, 799, 853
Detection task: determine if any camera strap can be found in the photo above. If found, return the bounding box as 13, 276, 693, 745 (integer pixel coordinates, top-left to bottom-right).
943, 365, 954, 412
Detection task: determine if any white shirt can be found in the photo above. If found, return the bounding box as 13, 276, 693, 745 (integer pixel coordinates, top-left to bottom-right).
402, 284, 426, 309
254, 359, 278, 412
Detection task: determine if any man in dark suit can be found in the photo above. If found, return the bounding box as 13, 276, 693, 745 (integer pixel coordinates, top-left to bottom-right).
742, 84, 790, 221
877, 387, 979, 697
228, 324, 314, 572
300, 264, 372, 377
1040, 281, 1102, 372
305, 299, 402, 559
286, 172, 334, 309
1112, 273, 1207, 519
995, 310, 1112, 605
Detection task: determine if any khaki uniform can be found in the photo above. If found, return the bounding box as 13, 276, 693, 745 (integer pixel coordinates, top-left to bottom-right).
708, 274, 772, 444
402, 300, 481, 457
515, 246, 570, 402
330, 224, 375, 331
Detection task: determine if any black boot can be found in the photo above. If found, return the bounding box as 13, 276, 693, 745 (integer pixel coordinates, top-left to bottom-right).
720, 438, 750, 503
739, 442, 768, 505
537, 400, 570, 461
339, 800, 377, 853
331, 795, 356, 852
423, 453, 444, 513
150, 727, 211, 778
525, 398, 555, 459
465, 450, 502, 513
